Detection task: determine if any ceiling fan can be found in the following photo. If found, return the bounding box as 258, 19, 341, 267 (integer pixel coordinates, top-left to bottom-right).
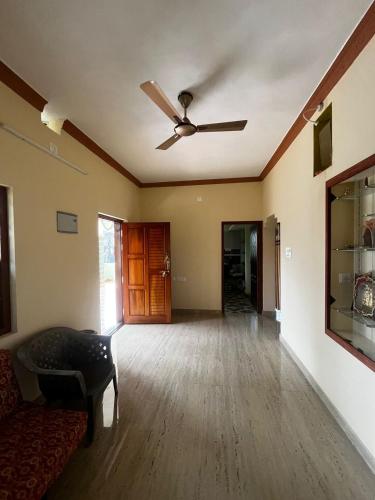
140, 80, 248, 150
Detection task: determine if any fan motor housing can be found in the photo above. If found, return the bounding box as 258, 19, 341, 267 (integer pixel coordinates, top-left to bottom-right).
174, 122, 197, 137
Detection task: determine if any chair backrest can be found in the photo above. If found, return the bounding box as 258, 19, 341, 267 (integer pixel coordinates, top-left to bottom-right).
0, 349, 22, 420
24, 328, 76, 370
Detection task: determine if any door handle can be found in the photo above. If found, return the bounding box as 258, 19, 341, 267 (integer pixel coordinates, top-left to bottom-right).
164, 253, 171, 272
160, 253, 171, 278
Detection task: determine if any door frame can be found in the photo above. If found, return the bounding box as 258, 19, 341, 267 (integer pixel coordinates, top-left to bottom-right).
98, 213, 124, 334
221, 221, 263, 314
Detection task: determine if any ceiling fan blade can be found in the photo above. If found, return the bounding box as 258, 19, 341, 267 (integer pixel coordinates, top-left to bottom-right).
140, 81, 182, 124
197, 120, 247, 132
156, 134, 181, 150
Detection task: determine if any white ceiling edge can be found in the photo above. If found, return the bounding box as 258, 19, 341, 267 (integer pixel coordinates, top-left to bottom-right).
0, 0, 372, 183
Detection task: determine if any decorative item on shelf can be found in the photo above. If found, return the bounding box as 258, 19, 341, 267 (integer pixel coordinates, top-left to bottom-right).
362, 218, 375, 247
332, 187, 356, 201
334, 244, 355, 251
353, 273, 375, 318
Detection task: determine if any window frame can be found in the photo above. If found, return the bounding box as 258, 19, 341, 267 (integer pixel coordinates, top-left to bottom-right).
0, 186, 11, 335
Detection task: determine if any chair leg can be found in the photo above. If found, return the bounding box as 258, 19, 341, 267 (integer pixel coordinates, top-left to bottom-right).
112, 373, 118, 396
86, 396, 95, 446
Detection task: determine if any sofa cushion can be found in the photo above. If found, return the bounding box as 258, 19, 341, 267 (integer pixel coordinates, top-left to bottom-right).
0, 403, 87, 500
0, 350, 21, 420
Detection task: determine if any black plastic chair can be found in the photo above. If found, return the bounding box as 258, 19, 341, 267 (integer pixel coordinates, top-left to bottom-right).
17, 327, 118, 443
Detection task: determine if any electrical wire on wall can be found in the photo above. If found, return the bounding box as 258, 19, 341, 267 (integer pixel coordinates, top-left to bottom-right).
0, 122, 88, 176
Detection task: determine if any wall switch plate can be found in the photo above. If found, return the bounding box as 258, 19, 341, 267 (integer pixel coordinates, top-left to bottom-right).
57, 211, 78, 233
196, 196, 203, 202
49, 142, 58, 156
285, 247, 292, 259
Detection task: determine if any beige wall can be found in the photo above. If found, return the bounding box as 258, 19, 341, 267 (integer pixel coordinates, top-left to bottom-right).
0, 82, 140, 395
140, 183, 262, 310
1, 34, 374, 464
262, 37, 375, 461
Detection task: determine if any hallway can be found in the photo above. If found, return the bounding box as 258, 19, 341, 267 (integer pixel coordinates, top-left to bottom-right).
49, 313, 375, 500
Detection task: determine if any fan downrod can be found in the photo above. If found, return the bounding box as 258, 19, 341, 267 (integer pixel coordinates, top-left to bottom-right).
178, 91, 193, 110
175, 91, 196, 136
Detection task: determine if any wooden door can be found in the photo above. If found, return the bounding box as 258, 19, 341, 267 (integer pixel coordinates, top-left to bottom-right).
122, 223, 171, 324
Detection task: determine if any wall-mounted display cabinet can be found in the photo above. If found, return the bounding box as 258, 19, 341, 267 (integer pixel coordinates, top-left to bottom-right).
326, 155, 375, 371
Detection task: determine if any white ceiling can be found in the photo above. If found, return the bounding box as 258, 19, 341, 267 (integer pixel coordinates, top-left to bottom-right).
0, 0, 371, 182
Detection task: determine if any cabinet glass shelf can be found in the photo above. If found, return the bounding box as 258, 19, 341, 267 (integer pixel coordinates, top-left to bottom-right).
332, 246, 375, 252
332, 307, 375, 328
327, 159, 375, 370
333, 194, 358, 201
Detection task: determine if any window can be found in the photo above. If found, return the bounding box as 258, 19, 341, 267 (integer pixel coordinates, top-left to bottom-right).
0, 186, 11, 335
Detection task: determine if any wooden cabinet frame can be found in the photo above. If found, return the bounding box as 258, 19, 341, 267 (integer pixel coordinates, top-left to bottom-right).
326, 154, 375, 371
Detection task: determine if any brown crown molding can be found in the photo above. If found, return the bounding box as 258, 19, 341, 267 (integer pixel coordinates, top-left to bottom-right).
140, 176, 261, 188
0, 61, 47, 112
62, 120, 141, 186
0, 61, 141, 186
1, 1, 374, 188
259, 2, 375, 180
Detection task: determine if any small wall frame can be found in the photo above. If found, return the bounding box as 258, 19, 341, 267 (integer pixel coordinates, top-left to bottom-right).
314, 104, 332, 176
56, 211, 78, 234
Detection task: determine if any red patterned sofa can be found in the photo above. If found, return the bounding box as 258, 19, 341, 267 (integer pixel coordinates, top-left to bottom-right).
0, 349, 87, 500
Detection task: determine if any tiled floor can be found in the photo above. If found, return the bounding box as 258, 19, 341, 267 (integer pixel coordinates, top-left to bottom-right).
223, 290, 255, 313
49, 312, 375, 500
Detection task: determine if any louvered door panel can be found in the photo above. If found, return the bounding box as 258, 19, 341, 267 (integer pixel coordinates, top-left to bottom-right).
149, 274, 166, 316
148, 225, 167, 317
123, 222, 171, 324
148, 226, 164, 268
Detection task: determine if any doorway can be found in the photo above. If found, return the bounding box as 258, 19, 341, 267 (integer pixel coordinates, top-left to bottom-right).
98, 215, 123, 334
222, 221, 263, 314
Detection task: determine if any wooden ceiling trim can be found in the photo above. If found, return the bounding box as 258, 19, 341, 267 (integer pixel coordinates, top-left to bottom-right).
259, 2, 375, 180
62, 120, 141, 186
1, 2, 374, 188
141, 176, 261, 188
0, 61, 141, 186
0, 61, 47, 112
